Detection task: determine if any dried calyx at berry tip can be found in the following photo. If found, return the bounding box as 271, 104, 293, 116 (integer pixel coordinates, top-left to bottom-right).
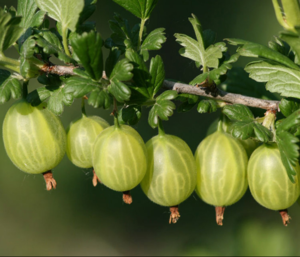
279, 209, 291, 226
92, 170, 101, 187
215, 206, 225, 226
169, 206, 180, 224
43, 171, 57, 191
123, 191, 133, 204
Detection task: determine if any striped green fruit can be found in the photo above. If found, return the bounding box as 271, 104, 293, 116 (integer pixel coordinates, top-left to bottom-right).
92, 125, 147, 192
195, 130, 248, 207
66, 115, 109, 168
140, 134, 197, 207
3, 100, 66, 174
248, 143, 300, 210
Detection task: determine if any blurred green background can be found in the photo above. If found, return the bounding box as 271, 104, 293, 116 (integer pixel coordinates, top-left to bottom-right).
1, 0, 300, 256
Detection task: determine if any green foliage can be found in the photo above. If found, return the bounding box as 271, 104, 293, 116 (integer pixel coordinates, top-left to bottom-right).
112, 0, 158, 19
71, 31, 103, 80
245, 61, 300, 99
226, 38, 300, 70
197, 100, 218, 113
0, 69, 22, 103
279, 99, 300, 117
35, 0, 84, 32
0, 8, 23, 53
148, 91, 177, 128
118, 105, 142, 125
223, 104, 272, 142
140, 28, 166, 61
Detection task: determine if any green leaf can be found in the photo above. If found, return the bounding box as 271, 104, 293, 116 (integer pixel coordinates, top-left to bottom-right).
230, 121, 273, 142
279, 99, 300, 117
35, 0, 84, 32
88, 88, 112, 109
140, 28, 166, 61
220, 67, 280, 100
28, 75, 74, 115
177, 101, 197, 113
78, 0, 97, 25
197, 100, 218, 113
109, 58, 134, 81
149, 55, 165, 97
148, 99, 176, 128
245, 61, 300, 99
19, 37, 44, 78
125, 46, 150, 97
35, 30, 76, 64
0, 8, 23, 52
277, 108, 300, 132
223, 104, 254, 121
64, 76, 101, 98
118, 105, 142, 125
280, 33, 300, 65
226, 38, 299, 70
0, 69, 22, 103
276, 131, 299, 182
156, 90, 177, 101
17, 0, 45, 30
71, 31, 103, 80
112, 0, 158, 19
268, 36, 294, 60
109, 78, 131, 102
105, 13, 131, 51
105, 47, 121, 78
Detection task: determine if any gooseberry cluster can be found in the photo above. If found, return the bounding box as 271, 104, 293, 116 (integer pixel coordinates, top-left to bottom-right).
1, 0, 300, 228
3, 99, 300, 226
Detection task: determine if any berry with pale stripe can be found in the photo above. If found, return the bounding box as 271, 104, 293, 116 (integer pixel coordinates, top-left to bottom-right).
248, 143, 300, 226
92, 124, 147, 203
66, 114, 109, 168
3, 100, 66, 190
140, 134, 197, 223
195, 126, 248, 225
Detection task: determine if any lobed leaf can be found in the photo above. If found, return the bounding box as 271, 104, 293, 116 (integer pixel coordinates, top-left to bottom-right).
223, 104, 254, 121
88, 88, 112, 109
0, 69, 22, 104
112, 0, 158, 19
71, 30, 103, 80
226, 38, 299, 70
279, 99, 300, 117
245, 61, 300, 99
277, 108, 300, 132
276, 131, 299, 182
105, 47, 122, 78
149, 55, 165, 97
140, 28, 166, 61
197, 100, 218, 113
0, 8, 24, 53
109, 78, 131, 102
280, 33, 300, 65
35, 0, 84, 32
118, 105, 142, 125
109, 58, 134, 82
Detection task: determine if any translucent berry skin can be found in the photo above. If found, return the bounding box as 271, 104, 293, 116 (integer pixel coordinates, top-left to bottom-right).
3, 100, 66, 174
195, 131, 248, 206
140, 134, 197, 207
66, 115, 109, 168
248, 143, 300, 210
92, 125, 147, 192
